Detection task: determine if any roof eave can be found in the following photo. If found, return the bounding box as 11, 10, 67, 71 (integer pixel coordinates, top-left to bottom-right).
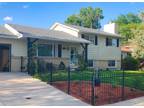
79, 31, 122, 38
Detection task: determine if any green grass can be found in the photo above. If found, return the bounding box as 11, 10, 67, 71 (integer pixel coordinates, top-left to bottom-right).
34, 69, 144, 90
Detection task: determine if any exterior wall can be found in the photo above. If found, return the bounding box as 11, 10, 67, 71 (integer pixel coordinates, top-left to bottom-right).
93, 60, 121, 70
51, 24, 121, 69
87, 34, 121, 61
0, 38, 82, 72
35, 57, 69, 67
0, 38, 27, 72
51, 24, 79, 37
35, 40, 83, 67
83, 34, 121, 69
37, 40, 82, 59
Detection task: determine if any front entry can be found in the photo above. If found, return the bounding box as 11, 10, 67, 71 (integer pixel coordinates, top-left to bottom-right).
0, 44, 11, 72
70, 47, 78, 64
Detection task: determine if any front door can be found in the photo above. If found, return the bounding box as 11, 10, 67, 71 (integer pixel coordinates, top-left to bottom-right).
0, 44, 11, 72
70, 47, 78, 64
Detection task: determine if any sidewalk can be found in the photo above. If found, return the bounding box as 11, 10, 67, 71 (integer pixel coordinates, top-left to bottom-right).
109, 96, 144, 106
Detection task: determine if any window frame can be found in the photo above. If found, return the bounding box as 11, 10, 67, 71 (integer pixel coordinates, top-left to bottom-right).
37, 44, 53, 57
88, 60, 93, 67
106, 38, 118, 47
108, 60, 116, 67
81, 34, 96, 45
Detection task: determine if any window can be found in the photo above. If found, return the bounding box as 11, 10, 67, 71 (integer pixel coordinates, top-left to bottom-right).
108, 60, 115, 67
89, 36, 95, 44
95, 35, 98, 45
58, 44, 62, 57
106, 38, 118, 47
38, 44, 53, 56
88, 60, 93, 67
70, 47, 78, 64
81, 34, 97, 45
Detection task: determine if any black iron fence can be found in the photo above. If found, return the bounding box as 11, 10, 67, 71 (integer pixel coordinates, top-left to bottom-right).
27, 58, 144, 106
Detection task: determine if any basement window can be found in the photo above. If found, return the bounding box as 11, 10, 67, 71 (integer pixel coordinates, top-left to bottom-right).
108, 60, 115, 67
88, 60, 93, 67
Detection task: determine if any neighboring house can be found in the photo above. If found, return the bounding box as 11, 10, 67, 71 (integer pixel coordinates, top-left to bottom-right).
121, 45, 134, 59
0, 24, 90, 72
50, 22, 121, 70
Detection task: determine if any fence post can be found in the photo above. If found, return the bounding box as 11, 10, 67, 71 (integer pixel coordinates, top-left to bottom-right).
49, 63, 53, 85
91, 71, 95, 105
121, 69, 125, 100
20, 56, 23, 72
67, 66, 71, 94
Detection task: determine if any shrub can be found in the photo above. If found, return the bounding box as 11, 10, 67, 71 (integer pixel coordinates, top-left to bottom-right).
122, 56, 139, 70
29, 59, 38, 75
77, 54, 87, 70
58, 61, 65, 70
131, 76, 144, 90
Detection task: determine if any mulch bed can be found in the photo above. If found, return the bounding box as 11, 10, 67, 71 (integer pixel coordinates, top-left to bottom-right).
52, 81, 144, 105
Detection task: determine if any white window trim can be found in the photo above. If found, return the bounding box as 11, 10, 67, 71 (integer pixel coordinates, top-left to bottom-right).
37, 43, 54, 57
83, 35, 95, 45
108, 60, 117, 68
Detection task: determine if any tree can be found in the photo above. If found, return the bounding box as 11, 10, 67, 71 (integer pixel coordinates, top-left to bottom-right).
65, 15, 82, 26
131, 29, 144, 59
122, 55, 139, 70
139, 10, 144, 22
65, 7, 104, 29
112, 13, 142, 44
113, 13, 142, 25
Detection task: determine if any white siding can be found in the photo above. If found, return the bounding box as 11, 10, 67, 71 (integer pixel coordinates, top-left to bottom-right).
0, 38, 27, 57
51, 25, 79, 37
87, 35, 121, 61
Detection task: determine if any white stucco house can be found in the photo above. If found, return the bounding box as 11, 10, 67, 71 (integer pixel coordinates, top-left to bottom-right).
0, 22, 121, 72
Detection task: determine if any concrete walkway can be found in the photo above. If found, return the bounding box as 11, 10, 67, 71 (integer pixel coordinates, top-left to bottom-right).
109, 96, 144, 106
0, 72, 89, 106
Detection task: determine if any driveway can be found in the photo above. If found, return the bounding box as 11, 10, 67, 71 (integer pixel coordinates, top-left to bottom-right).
0, 72, 89, 106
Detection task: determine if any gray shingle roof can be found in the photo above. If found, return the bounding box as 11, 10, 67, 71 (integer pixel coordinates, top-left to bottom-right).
8, 24, 90, 43
64, 24, 121, 37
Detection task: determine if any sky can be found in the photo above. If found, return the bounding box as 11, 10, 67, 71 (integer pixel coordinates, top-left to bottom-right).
0, 2, 144, 28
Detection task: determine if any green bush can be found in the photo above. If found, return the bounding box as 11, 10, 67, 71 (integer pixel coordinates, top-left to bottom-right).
122, 56, 139, 70
58, 61, 65, 70
77, 54, 87, 70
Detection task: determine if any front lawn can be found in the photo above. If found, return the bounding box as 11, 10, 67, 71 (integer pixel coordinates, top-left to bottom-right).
34, 70, 144, 90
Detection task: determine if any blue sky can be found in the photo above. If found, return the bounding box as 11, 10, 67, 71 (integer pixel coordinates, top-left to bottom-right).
0, 2, 144, 28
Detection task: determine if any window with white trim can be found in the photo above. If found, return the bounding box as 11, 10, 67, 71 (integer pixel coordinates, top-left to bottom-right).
88, 60, 93, 67
38, 44, 53, 56
108, 60, 115, 67
81, 34, 97, 45
106, 38, 119, 47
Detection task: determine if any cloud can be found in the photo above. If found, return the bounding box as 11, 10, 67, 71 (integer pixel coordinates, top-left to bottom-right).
3, 16, 13, 22
23, 5, 29, 9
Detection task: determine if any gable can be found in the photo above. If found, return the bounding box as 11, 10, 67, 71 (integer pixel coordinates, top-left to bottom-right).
50, 23, 80, 37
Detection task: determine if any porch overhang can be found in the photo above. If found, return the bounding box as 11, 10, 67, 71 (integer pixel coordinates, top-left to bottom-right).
22, 33, 90, 44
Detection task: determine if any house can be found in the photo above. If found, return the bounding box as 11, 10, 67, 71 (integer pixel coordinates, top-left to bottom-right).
0, 24, 90, 72
50, 22, 121, 70
121, 45, 134, 59
0, 22, 121, 72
